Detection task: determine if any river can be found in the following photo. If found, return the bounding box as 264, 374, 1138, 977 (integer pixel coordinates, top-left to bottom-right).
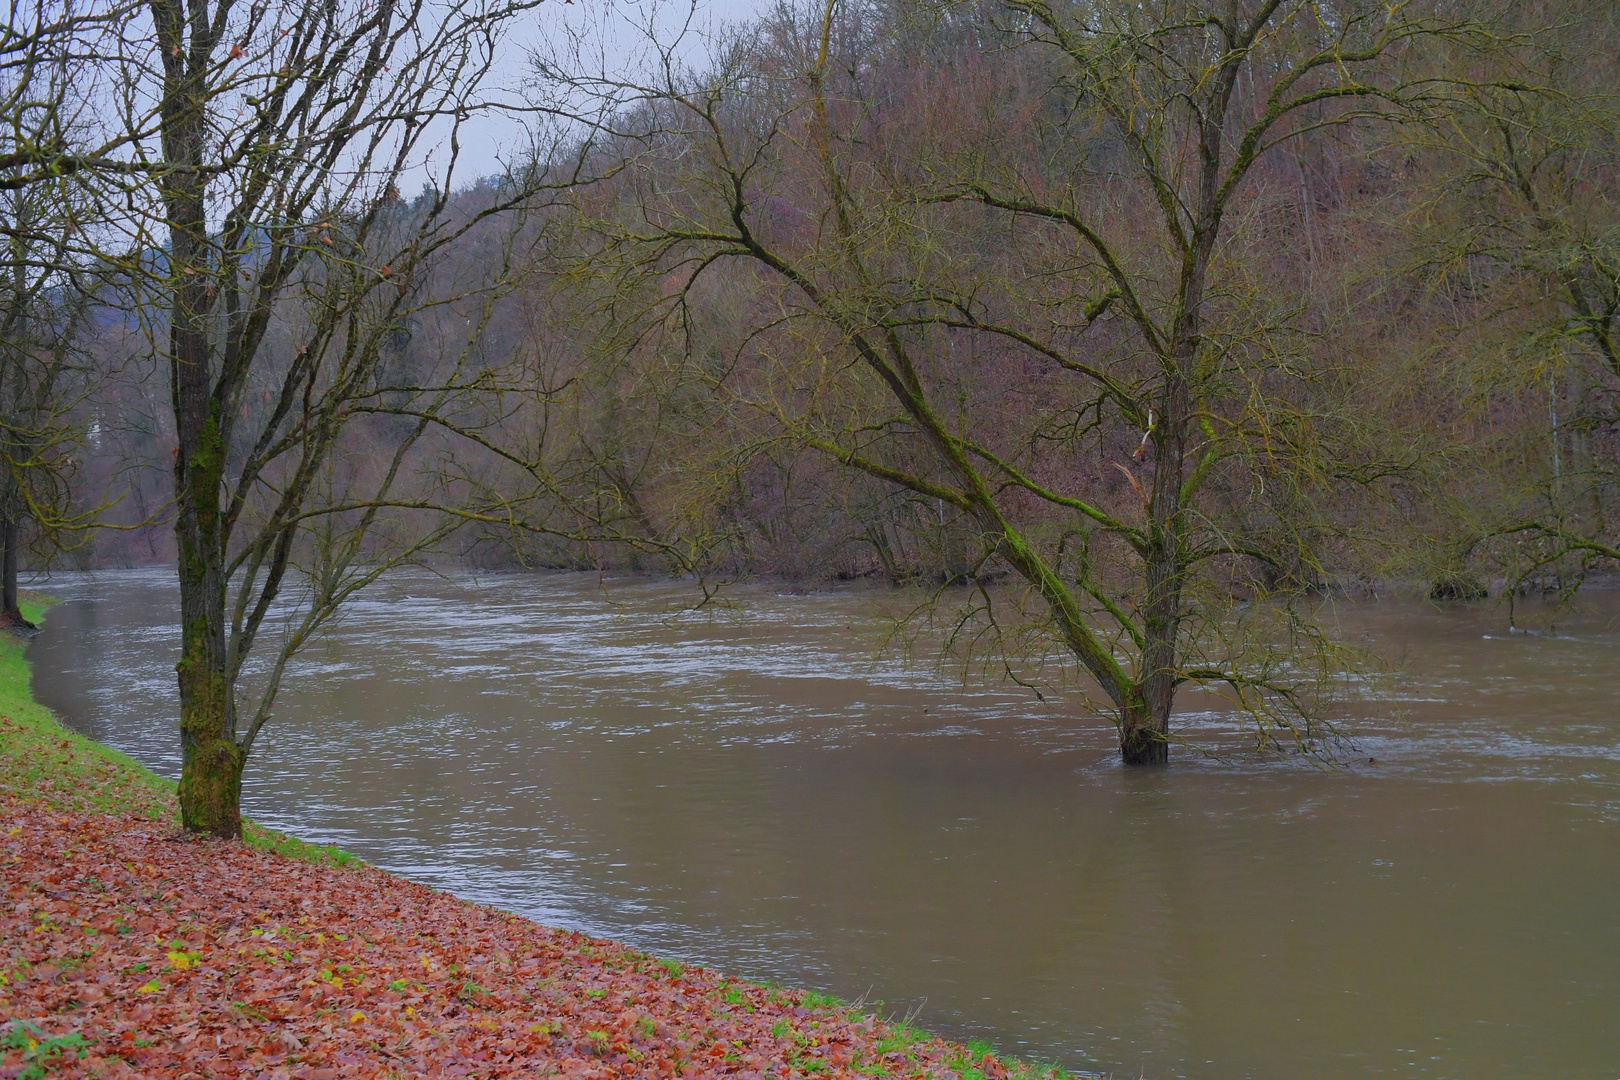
24, 567, 1620, 1078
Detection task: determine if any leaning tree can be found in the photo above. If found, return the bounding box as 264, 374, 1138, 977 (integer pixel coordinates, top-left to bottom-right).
540, 0, 1471, 762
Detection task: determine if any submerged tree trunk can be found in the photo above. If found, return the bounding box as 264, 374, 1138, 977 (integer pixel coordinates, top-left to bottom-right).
1119, 699, 1169, 766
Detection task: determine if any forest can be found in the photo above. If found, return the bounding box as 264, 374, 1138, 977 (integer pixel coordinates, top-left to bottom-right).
3, 0, 1618, 829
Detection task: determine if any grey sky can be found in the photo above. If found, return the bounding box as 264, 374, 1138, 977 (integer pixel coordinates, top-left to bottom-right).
428, 0, 773, 190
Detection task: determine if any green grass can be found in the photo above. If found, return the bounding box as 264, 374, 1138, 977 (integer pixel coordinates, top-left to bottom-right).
0, 592, 359, 868
1, 1018, 93, 1079
873, 1023, 932, 1056
0, 595, 174, 821
800, 989, 845, 1009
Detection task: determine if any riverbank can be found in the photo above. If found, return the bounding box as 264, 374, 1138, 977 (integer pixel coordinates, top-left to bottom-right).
0, 606, 1062, 1080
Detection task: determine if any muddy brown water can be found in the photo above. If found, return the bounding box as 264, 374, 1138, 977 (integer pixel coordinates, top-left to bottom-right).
24, 568, 1620, 1079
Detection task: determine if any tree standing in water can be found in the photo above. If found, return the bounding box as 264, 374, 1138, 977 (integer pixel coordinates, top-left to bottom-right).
543, 0, 1464, 762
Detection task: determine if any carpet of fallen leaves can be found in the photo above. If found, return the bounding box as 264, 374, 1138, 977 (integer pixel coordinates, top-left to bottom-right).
1, 798, 1030, 1080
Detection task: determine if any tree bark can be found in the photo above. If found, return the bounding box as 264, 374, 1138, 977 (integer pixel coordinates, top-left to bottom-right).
1133, 378, 1189, 768
2, 512, 19, 620
156, 0, 240, 837
171, 348, 236, 835
168, 226, 240, 835
176, 654, 243, 836
1119, 697, 1169, 766
0, 512, 32, 633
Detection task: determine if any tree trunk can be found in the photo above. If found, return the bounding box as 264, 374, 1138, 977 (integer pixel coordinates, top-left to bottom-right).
170, 256, 239, 836
0, 512, 34, 633
1119, 693, 1169, 766
172, 394, 236, 835
176, 654, 243, 837
1128, 372, 1191, 767
157, 3, 239, 837
2, 512, 19, 619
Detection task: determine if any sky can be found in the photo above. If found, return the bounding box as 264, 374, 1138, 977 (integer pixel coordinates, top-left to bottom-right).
424, 0, 774, 190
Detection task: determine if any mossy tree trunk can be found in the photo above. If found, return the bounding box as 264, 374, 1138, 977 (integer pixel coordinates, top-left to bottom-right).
176, 650, 243, 837
172, 404, 241, 835
154, 0, 244, 838
136, 0, 541, 835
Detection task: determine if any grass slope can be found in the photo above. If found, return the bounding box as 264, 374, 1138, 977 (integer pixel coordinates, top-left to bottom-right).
0, 594, 360, 866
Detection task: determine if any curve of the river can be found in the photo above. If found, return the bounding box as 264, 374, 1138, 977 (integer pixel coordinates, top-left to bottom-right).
25, 568, 1620, 1079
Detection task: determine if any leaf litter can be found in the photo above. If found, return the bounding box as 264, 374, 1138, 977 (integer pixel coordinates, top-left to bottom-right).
1, 798, 1052, 1079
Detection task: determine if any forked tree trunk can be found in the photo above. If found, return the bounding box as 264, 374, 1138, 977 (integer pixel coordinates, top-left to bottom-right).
158, 3, 241, 838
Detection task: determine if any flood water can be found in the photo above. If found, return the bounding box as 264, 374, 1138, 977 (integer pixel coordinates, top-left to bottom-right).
23, 567, 1620, 1079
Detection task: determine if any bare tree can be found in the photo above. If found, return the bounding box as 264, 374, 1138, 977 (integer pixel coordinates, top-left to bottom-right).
541, 0, 1466, 763
0, 182, 103, 630
0, 3, 137, 630
1407, 0, 1620, 593
80, 0, 549, 836
1, 1, 147, 192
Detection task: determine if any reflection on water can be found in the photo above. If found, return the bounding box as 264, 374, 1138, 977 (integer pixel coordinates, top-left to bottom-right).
25, 568, 1620, 1079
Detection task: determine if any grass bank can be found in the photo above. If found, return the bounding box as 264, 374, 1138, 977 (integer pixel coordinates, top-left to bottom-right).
0, 594, 360, 867
1, 599, 1078, 1080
